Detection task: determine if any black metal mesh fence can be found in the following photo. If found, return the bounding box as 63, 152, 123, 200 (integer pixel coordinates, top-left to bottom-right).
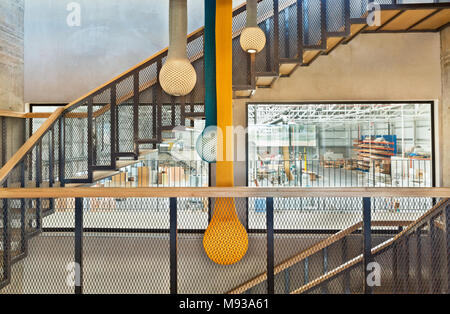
64, 104, 89, 181
93, 89, 113, 167
278, 0, 299, 60
327, 0, 346, 33
0, 197, 448, 294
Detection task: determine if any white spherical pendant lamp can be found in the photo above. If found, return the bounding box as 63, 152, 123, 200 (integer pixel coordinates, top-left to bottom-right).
160, 0, 197, 96
240, 0, 266, 54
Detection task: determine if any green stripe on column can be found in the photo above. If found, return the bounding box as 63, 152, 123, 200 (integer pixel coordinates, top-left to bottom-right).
204, 0, 217, 128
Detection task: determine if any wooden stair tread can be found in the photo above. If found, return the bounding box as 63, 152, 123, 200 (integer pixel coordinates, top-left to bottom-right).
279, 63, 298, 76
302, 50, 321, 65
116, 160, 139, 169
410, 8, 450, 30
364, 9, 402, 31
138, 149, 158, 160
255, 76, 277, 87
234, 90, 254, 98
93, 170, 120, 182
381, 9, 437, 31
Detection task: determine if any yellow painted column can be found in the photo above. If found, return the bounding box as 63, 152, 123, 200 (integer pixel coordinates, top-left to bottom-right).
215, 0, 234, 187
202, 0, 248, 265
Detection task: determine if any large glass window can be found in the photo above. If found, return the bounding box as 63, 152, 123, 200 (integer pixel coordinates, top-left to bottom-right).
247, 102, 435, 230
248, 102, 434, 188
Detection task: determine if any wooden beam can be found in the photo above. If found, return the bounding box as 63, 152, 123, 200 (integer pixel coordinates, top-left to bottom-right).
0, 110, 27, 118
0, 187, 449, 199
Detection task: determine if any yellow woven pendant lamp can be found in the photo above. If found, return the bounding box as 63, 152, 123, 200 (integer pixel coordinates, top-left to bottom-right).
203, 0, 248, 266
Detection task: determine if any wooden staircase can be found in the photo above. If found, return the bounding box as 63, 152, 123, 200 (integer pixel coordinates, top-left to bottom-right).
235, 1, 450, 98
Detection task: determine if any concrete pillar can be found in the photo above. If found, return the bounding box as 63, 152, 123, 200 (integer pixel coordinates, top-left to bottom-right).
441, 26, 450, 187
0, 0, 24, 112
0, 0, 25, 166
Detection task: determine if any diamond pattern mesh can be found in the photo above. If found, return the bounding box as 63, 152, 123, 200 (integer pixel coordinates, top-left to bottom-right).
327, 0, 346, 33
303, 0, 323, 47
117, 104, 135, 154
64, 104, 89, 180
350, 0, 369, 19
93, 88, 112, 167
278, 0, 299, 59
232, 7, 251, 86
0, 197, 448, 294
255, 0, 276, 72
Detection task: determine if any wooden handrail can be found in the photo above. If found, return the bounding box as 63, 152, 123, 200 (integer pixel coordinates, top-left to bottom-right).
227, 220, 412, 294
0, 110, 28, 118
290, 198, 450, 294
0, 111, 56, 119
0, 108, 64, 185
0, 187, 449, 199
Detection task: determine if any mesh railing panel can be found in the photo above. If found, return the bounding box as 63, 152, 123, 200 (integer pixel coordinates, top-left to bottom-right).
327, 0, 346, 33
117, 104, 135, 154
303, 0, 324, 47
278, 0, 299, 60
0, 199, 6, 287
81, 197, 170, 294
0, 198, 75, 294
93, 88, 113, 167
232, 7, 251, 86
350, 0, 369, 19
256, 0, 277, 73
64, 104, 89, 180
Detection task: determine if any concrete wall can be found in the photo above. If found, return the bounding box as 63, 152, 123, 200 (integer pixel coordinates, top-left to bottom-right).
0, 0, 24, 111
440, 25, 450, 187
233, 32, 443, 186
0, 0, 25, 166
25, 0, 245, 104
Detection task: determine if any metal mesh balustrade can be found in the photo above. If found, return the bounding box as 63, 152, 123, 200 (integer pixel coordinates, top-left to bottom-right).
64, 104, 89, 181
249, 196, 430, 231
327, 0, 346, 33
303, 0, 324, 47
291, 199, 450, 294
371, 212, 449, 294
239, 196, 441, 294
0, 199, 6, 288
303, 263, 364, 294
350, 0, 369, 19
137, 104, 156, 147
93, 89, 113, 167
278, 0, 299, 60
370, 212, 449, 294
0, 196, 448, 294
80, 198, 170, 294
255, 0, 276, 73
178, 197, 268, 294
116, 74, 136, 155
0, 198, 75, 294
233, 8, 251, 87
117, 103, 135, 154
